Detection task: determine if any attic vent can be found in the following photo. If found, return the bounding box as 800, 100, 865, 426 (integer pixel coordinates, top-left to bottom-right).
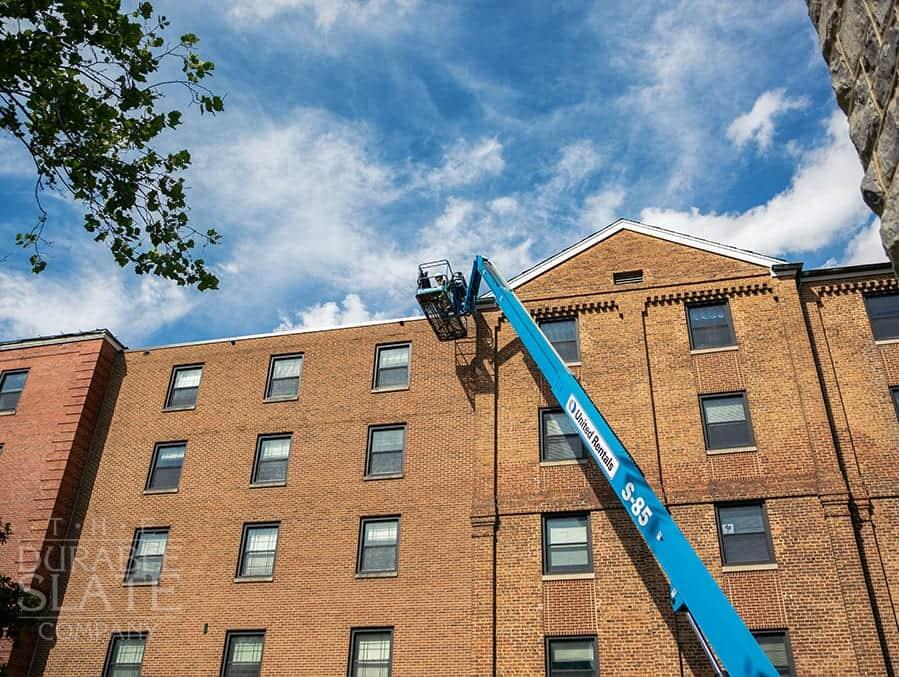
613, 269, 643, 285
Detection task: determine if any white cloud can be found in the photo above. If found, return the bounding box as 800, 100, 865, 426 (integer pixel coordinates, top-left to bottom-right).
0, 137, 34, 176
426, 137, 505, 189
840, 218, 888, 266
640, 112, 870, 255
581, 187, 626, 229
227, 0, 416, 28
488, 196, 519, 215
275, 293, 384, 331
554, 141, 601, 184
726, 89, 807, 151
0, 266, 192, 343
605, 1, 809, 195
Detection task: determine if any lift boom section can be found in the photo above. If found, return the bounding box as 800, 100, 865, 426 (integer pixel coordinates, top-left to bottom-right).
416, 256, 777, 677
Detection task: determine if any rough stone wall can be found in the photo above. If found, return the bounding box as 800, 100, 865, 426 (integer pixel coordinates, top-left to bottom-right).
807, 0, 899, 268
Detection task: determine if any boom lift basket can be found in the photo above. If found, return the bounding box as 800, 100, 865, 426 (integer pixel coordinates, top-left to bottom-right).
416, 260, 469, 341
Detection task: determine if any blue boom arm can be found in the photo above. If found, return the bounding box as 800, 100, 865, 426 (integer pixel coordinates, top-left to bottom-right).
461, 256, 777, 677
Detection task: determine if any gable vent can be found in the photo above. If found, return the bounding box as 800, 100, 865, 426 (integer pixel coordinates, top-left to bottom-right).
613, 269, 643, 285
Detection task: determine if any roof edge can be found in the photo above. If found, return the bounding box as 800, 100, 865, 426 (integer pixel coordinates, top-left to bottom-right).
507, 218, 787, 290
0, 329, 125, 353
801, 261, 894, 281
128, 314, 427, 353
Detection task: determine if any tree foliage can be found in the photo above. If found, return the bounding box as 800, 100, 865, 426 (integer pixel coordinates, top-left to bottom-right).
0, 520, 39, 676
0, 0, 224, 289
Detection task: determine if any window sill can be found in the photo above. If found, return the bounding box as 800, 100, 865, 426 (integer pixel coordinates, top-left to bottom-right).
0, 410, 15, 416
690, 345, 739, 355
565, 361, 582, 367
123, 580, 160, 587
249, 481, 287, 488
540, 459, 589, 467
371, 386, 409, 394
874, 338, 899, 346
706, 445, 757, 455
364, 473, 405, 481
722, 562, 777, 573
263, 396, 298, 404
143, 488, 179, 495
234, 576, 274, 583
542, 572, 595, 581
162, 405, 196, 413
355, 571, 398, 579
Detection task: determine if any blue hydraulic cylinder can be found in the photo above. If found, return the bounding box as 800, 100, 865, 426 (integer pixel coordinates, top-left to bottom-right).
471, 256, 777, 677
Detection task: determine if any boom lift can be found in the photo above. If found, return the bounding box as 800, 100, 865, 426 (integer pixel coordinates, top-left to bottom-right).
416, 257, 778, 677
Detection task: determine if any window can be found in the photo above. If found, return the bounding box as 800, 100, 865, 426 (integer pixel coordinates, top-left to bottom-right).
349, 629, 393, 677
540, 318, 580, 363
543, 514, 592, 575
125, 529, 168, 584
865, 293, 899, 341
265, 354, 302, 400
251, 435, 291, 485
546, 637, 598, 677
541, 409, 586, 462
146, 443, 186, 491
716, 503, 774, 565
892, 387, 899, 419
103, 633, 147, 677
237, 523, 279, 579
221, 631, 264, 677
165, 365, 202, 409
613, 269, 643, 285
373, 344, 410, 390
365, 426, 405, 477
357, 517, 399, 574
0, 370, 27, 412
700, 393, 754, 450
752, 631, 795, 676
687, 302, 736, 350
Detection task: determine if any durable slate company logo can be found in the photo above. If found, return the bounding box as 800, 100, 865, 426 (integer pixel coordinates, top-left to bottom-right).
566, 395, 620, 479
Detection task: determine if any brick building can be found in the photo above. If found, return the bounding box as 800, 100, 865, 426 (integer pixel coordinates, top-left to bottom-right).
0, 331, 122, 674
18, 220, 899, 675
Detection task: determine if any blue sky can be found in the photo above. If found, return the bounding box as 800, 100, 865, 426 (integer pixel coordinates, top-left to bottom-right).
0, 0, 885, 347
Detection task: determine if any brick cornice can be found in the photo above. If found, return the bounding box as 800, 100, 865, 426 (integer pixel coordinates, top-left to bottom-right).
814, 277, 899, 296
499, 299, 618, 324
645, 282, 774, 306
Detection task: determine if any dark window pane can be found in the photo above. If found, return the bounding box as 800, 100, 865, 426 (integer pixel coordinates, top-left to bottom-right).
718, 504, 773, 564
351, 631, 392, 677
689, 303, 735, 349
105, 635, 146, 677
267, 355, 302, 398
224, 634, 263, 677
702, 395, 753, 449
166, 367, 201, 408
368, 451, 403, 475
375, 346, 409, 389
148, 444, 184, 490
541, 319, 580, 363
549, 638, 597, 677
253, 437, 290, 484
240, 526, 278, 577
866, 294, 899, 340
545, 515, 591, 574
0, 391, 20, 412
367, 427, 405, 476
127, 531, 167, 583
0, 371, 27, 392
359, 520, 398, 573
754, 633, 792, 676
893, 389, 899, 419
542, 411, 585, 461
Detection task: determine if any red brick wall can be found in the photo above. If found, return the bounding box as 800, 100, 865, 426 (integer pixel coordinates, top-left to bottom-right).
37, 320, 475, 676
476, 233, 889, 675
0, 335, 117, 672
